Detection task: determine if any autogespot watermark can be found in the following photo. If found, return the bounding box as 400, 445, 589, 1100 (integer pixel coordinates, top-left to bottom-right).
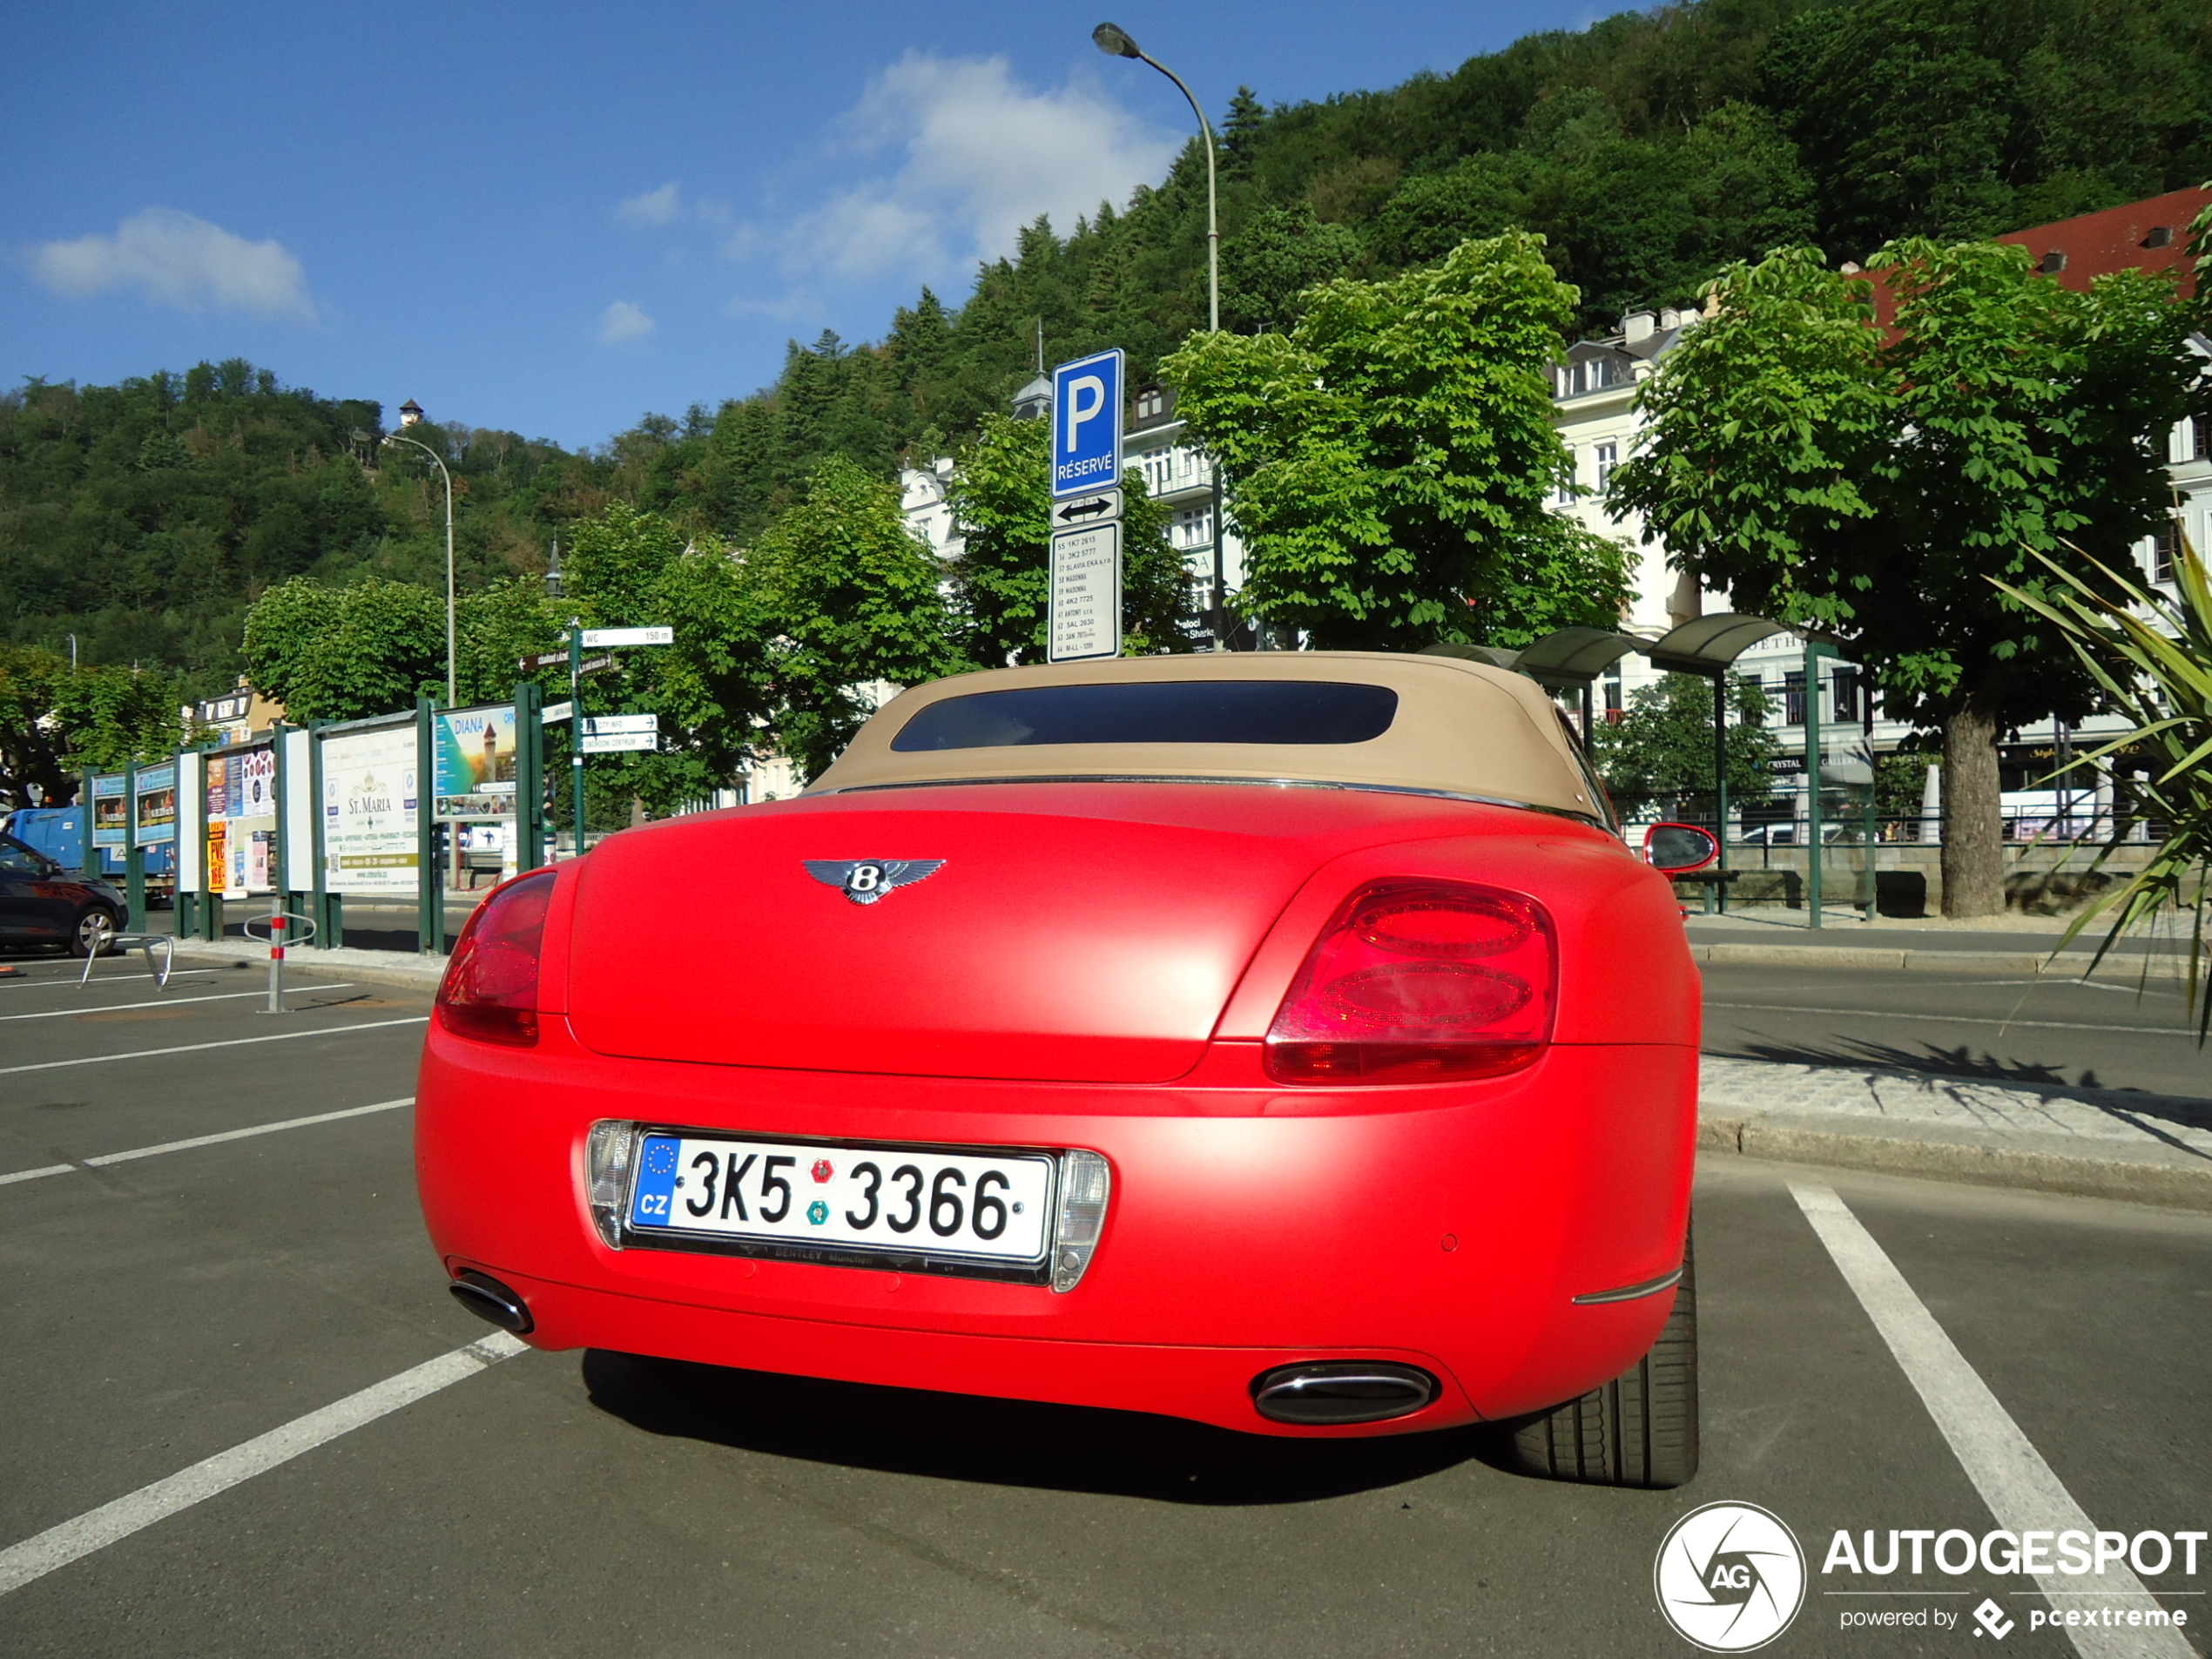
1655, 1502, 1808, 1652
1656, 1511, 2205, 1648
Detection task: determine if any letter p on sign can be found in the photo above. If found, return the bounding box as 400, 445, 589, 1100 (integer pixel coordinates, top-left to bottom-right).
1063, 377, 1105, 451
1050, 347, 1123, 499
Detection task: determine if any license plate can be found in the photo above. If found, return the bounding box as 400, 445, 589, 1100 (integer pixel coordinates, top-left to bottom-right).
626, 1133, 1054, 1266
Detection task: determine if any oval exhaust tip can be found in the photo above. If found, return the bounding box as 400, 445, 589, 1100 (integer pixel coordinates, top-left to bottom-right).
448, 1271, 533, 1334
1251, 1361, 1436, 1426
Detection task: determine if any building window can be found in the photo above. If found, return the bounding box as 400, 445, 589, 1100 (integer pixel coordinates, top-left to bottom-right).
2189, 418, 2208, 462
1557, 448, 1577, 504
1783, 671, 1806, 728
2038, 249, 2067, 274
1830, 665, 1859, 725
1135, 387, 1165, 421
1176, 508, 1211, 549
2152, 516, 2181, 583
1595, 442, 1618, 491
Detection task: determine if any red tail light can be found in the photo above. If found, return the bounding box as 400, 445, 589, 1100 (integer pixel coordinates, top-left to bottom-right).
436, 870, 556, 1047
1264, 879, 1554, 1083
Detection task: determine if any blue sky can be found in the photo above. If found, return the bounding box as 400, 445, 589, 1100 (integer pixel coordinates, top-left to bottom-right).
4, 2, 1605, 450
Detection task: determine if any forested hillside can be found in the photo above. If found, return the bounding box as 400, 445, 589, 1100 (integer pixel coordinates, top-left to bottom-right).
3, 0, 2205, 695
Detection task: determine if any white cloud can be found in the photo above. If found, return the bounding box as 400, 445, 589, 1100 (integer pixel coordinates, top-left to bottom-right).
28, 208, 316, 321
598, 300, 656, 343
779, 53, 1177, 282
619, 182, 684, 227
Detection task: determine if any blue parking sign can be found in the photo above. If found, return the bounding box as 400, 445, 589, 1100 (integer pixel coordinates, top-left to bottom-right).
1050, 348, 1123, 500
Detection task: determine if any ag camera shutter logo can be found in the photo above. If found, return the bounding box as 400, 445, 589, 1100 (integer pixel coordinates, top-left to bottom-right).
1655, 1501, 1807, 1651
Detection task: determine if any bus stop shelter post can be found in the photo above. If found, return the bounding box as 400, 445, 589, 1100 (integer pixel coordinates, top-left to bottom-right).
1804, 638, 1838, 929
1710, 670, 1731, 915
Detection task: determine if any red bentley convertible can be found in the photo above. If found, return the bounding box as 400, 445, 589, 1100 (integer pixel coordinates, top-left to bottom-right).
416, 652, 1707, 1487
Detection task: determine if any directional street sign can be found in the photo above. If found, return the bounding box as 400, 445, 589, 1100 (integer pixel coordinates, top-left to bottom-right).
581, 732, 657, 753
1053, 487, 1122, 528
582, 714, 657, 736
581, 626, 674, 648
1048, 523, 1123, 663
1050, 348, 1123, 501
541, 701, 574, 725
521, 651, 617, 675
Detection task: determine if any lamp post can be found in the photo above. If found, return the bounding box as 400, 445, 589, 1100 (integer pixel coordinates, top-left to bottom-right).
382, 408, 457, 707
1093, 21, 1232, 651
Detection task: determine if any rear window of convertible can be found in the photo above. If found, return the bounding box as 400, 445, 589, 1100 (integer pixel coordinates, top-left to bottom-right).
890, 680, 1400, 751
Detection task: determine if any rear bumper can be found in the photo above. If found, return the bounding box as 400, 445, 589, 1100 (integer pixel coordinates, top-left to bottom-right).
417, 1023, 1696, 1437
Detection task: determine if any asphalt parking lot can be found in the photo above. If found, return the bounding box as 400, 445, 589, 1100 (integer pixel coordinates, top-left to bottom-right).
0, 954, 2204, 1656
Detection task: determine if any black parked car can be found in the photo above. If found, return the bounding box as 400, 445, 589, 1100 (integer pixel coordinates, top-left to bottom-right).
0, 833, 126, 956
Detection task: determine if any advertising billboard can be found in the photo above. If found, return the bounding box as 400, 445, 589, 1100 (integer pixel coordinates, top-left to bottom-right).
91, 774, 128, 847
133, 763, 177, 846
323, 725, 419, 895
203, 742, 277, 897
433, 705, 518, 820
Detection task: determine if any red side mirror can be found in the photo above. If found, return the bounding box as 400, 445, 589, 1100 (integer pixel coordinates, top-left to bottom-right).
1642, 822, 1719, 874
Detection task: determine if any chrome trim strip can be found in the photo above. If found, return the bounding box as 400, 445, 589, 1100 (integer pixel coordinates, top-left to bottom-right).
1571, 1266, 1685, 1305
824, 773, 1608, 828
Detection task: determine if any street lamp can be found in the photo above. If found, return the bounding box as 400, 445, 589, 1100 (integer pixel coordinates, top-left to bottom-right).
382, 408, 457, 706
1093, 22, 1234, 651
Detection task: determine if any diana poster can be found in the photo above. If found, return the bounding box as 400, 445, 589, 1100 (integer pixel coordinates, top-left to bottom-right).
323, 725, 419, 895
433, 705, 518, 821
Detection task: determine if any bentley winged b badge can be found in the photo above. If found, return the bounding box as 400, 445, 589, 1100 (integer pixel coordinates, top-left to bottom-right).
802, 859, 946, 907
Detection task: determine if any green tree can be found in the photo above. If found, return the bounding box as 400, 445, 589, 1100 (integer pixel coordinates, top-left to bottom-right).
943, 415, 1190, 666
1163, 232, 1633, 650
49, 666, 189, 772
1218, 203, 1362, 334
743, 457, 964, 779
1589, 673, 1778, 811
241, 577, 443, 721
1609, 239, 2199, 914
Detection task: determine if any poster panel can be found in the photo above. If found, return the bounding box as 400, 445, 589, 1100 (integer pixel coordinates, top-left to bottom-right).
205, 742, 277, 896
91, 774, 128, 847
133, 763, 178, 846
322, 725, 419, 896
433, 705, 519, 820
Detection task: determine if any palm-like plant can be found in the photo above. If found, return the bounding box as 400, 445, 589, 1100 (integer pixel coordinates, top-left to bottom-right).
1992, 530, 2212, 1042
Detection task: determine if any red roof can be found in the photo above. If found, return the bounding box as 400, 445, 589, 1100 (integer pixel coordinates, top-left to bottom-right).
1996, 185, 2207, 300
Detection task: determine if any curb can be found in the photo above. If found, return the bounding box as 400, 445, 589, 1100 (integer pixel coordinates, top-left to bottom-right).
1692, 941, 2194, 978
163, 940, 449, 993
1699, 1109, 2212, 1212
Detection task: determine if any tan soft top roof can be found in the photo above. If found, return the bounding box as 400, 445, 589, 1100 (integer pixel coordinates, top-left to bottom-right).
809, 652, 1604, 820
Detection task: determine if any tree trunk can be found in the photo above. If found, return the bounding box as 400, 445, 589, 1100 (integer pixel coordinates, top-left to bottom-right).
1940, 698, 2006, 918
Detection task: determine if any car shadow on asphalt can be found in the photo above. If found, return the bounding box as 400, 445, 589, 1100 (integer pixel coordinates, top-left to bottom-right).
581, 1349, 1530, 1504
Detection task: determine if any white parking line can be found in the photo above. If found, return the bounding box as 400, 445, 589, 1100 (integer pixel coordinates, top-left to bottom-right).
1712, 1002, 2194, 1037
1790, 1182, 2194, 1659
1, 968, 226, 990
0, 1332, 528, 1598
0, 1016, 428, 1076
0, 984, 357, 1022
0, 1097, 414, 1187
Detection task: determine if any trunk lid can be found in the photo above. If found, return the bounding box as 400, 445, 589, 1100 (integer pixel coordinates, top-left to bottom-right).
563, 784, 1463, 1082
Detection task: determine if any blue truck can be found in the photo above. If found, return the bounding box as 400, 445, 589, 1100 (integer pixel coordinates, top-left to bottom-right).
3, 806, 175, 900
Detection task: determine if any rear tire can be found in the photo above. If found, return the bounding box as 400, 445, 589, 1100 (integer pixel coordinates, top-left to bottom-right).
1510, 1230, 1698, 1488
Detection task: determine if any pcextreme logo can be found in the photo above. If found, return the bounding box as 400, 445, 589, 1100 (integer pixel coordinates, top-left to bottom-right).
1655, 1502, 1809, 1652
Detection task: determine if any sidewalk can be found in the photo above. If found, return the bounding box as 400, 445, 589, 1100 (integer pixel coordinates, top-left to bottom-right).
1683, 912, 2200, 978
162, 936, 449, 992
1700, 1054, 2212, 1212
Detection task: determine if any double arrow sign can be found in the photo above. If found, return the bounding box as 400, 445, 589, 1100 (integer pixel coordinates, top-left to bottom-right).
1053, 487, 1122, 527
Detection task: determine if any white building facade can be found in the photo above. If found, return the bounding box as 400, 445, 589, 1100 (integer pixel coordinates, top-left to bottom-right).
1551, 305, 2209, 835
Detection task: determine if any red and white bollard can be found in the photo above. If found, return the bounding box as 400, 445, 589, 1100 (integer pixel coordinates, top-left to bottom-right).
266, 909, 287, 1014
